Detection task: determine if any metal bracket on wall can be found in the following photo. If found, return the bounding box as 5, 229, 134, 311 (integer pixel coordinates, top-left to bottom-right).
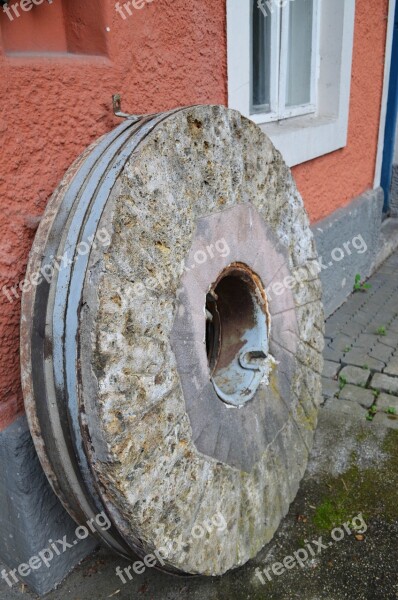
112, 94, 151, 123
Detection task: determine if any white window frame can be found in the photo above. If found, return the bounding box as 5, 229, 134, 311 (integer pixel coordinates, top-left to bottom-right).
250, 4, 280, 119
227, 0, 356, 167
251, 0, 319, 123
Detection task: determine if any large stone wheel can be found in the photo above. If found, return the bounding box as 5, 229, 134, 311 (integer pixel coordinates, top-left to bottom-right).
21, 105, 324, 576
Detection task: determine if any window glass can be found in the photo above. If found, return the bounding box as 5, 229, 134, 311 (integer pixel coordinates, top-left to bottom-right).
286, 0, 314, 107
252, 2, 272, 112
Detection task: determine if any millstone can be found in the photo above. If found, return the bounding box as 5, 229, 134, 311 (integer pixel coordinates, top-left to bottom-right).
20, 105, 324, 576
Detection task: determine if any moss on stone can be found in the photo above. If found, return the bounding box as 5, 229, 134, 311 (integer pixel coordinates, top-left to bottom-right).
311, 429, 398, 532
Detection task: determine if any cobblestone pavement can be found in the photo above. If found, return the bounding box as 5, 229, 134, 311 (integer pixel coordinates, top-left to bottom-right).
322, 249, 398, 428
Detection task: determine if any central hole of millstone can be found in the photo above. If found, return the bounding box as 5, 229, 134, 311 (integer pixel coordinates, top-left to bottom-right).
205, 263, 270, 407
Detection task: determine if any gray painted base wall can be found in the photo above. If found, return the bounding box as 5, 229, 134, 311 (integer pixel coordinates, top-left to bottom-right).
311, 188, 384, 317
390, 164, 398, 217
0, 416, 96, 596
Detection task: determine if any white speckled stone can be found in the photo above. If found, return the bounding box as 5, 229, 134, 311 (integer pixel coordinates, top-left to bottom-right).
79, 106, 324, 575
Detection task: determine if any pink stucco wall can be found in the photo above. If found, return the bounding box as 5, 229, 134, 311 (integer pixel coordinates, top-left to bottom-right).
0, 0, 389, 430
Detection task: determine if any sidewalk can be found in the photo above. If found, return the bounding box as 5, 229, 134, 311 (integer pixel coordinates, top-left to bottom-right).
2, 250, 398, 600
322, 248, 398, 423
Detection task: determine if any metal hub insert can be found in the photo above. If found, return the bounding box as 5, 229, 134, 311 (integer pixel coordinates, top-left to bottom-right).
206, 263, 270, 407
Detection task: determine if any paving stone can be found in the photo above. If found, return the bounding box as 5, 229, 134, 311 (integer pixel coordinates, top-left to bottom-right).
340, 321, 363, 337
354, 307, 377, 322
389, 317, 398, 333
376, 393, 398, 412
362, 313, 390, 327
324, 398, 368, 418
384, 314, 397, 324
335, 311, 360, 324
352, 334, 379, 349
327, 334, 353, 353
352, 313, 373, 327
370, 373, 398, 396
324, 320, 346, 339
367, 274, 385, 283
352, 290, 374, 302
342, 349, 385, 372
323, 346, 343, 362
382, 296, 395, 305
322, 377, 339, 399
324, 324, 338, 339
322, 360, 340, 379
378, 333, 398, 349
338, 384, 375, 409
385, 357, 398, 377
372, 412, 398, 430
369, 343, 394, 363
344, 294, 369, 310
363, 321, 391, 335
338, 365, 371, 386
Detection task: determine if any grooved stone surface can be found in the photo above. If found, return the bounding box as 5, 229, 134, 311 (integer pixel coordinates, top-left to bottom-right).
78, 106, 324, 576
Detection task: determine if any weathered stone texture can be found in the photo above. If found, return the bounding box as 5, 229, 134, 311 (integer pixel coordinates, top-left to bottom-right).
79, 106, 323, 575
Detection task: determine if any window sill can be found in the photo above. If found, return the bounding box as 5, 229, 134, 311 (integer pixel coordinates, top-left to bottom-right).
4, 52, 111, 65
258, 112, 347, 167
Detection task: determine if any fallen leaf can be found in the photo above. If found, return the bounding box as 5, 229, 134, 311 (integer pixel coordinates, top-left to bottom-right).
297, 514, 308, 523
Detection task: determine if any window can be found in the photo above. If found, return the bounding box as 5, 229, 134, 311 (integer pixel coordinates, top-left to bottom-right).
227, 0, 356, 166
252, 0, 319, 122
